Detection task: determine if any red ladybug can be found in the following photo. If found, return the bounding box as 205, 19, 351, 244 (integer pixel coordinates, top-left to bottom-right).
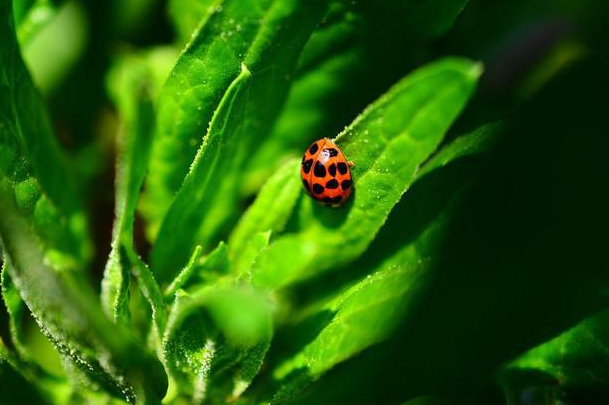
301, 138, 353, 207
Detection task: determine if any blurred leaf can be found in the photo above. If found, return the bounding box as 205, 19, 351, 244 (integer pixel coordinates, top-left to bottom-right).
15, 0, 59, 45
101, 53, 156, 325
1, 261, 30, 361
0, 353, 48, 404
0, 0, 89, 266
244, 0, 470, 192
0, 177, 167, 402
1, 3, 166, 397
0, 279, 79, 404
163, 287, 272, 403
101, 47, 175, 333
107, 47, 178, 102
1, 274, 81, 402
167, 0, 219, 43
12, 0, 34, 23
22, 0, 87, 96
141, 0, 330, 242
114, 0, 161, 39
251, 57, 481, 290
228, 158, 302, 264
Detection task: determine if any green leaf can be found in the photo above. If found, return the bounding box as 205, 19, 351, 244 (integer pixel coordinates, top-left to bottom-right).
1, 260, 30, 360
0, 0, 89, 266
22, 1, 88, 96
416, 121, 504, 180
268, 122, 500, 402
244, 0, 470, 192
232, 230, 270, 278
163, 286, 272, 403
101, 53, 157, 325
0, 13, 169, 388
251, 57, 481, 290
141, 0, 330, 241
274, 264, 427, 381
128, 249, 167, 341
0, 176, 167, 403
228, 158, 302, 262
164, 242, 229, 299
499, 309, 609, 397
15, 0, 59, 45
167, 0, 220, 43
0, 354, 48, 405
0, 293, 77, 404
164, 245, 203, 299
1, 267, 78, 403
150, 66, 251, 282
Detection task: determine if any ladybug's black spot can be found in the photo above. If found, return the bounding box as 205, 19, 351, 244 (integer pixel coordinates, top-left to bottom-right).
323, 197, 333, 203
326, 148, 339, 157
312, 183, 324, 194
309, 143, 319, 154
326, 179, 339, 189
337, 162, 348, 175
341, 179, 352, 190
302, 179, 310, 192
302, 159, 313, 174
314, 162, 326, 178
328, 163, 336, 176
332, 195, 342, 203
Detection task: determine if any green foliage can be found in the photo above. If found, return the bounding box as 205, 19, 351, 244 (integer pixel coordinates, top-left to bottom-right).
228, 158, 301, 265
0, 0, 88, 266
0, 353, 48, 404
1, 0, 608, 404
141, 0, 329, 244
251, 58, 481, 289
243, 0, 470, 192
14, 0, 60, 45
150, 66, 253, 282
101, 52, 157, 325
500, 310, 609, 395
162, 287, 272, 403
269, 123, 501, 401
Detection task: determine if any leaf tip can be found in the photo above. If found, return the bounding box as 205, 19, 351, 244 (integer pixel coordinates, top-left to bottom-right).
469, 61, 484, 80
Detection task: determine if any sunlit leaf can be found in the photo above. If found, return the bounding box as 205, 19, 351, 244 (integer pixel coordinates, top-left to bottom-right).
251, 58, 481, 289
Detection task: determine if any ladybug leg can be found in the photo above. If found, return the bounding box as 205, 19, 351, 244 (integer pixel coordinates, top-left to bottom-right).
347, 160, 355, 167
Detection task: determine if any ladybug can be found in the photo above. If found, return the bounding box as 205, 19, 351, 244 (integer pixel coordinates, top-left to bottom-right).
301, 138, 353, 206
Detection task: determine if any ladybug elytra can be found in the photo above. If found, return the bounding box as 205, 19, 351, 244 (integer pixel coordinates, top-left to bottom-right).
300, 138, 353, 207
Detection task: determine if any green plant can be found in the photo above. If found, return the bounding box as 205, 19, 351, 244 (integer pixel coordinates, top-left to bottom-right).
1, 0, 609, 404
